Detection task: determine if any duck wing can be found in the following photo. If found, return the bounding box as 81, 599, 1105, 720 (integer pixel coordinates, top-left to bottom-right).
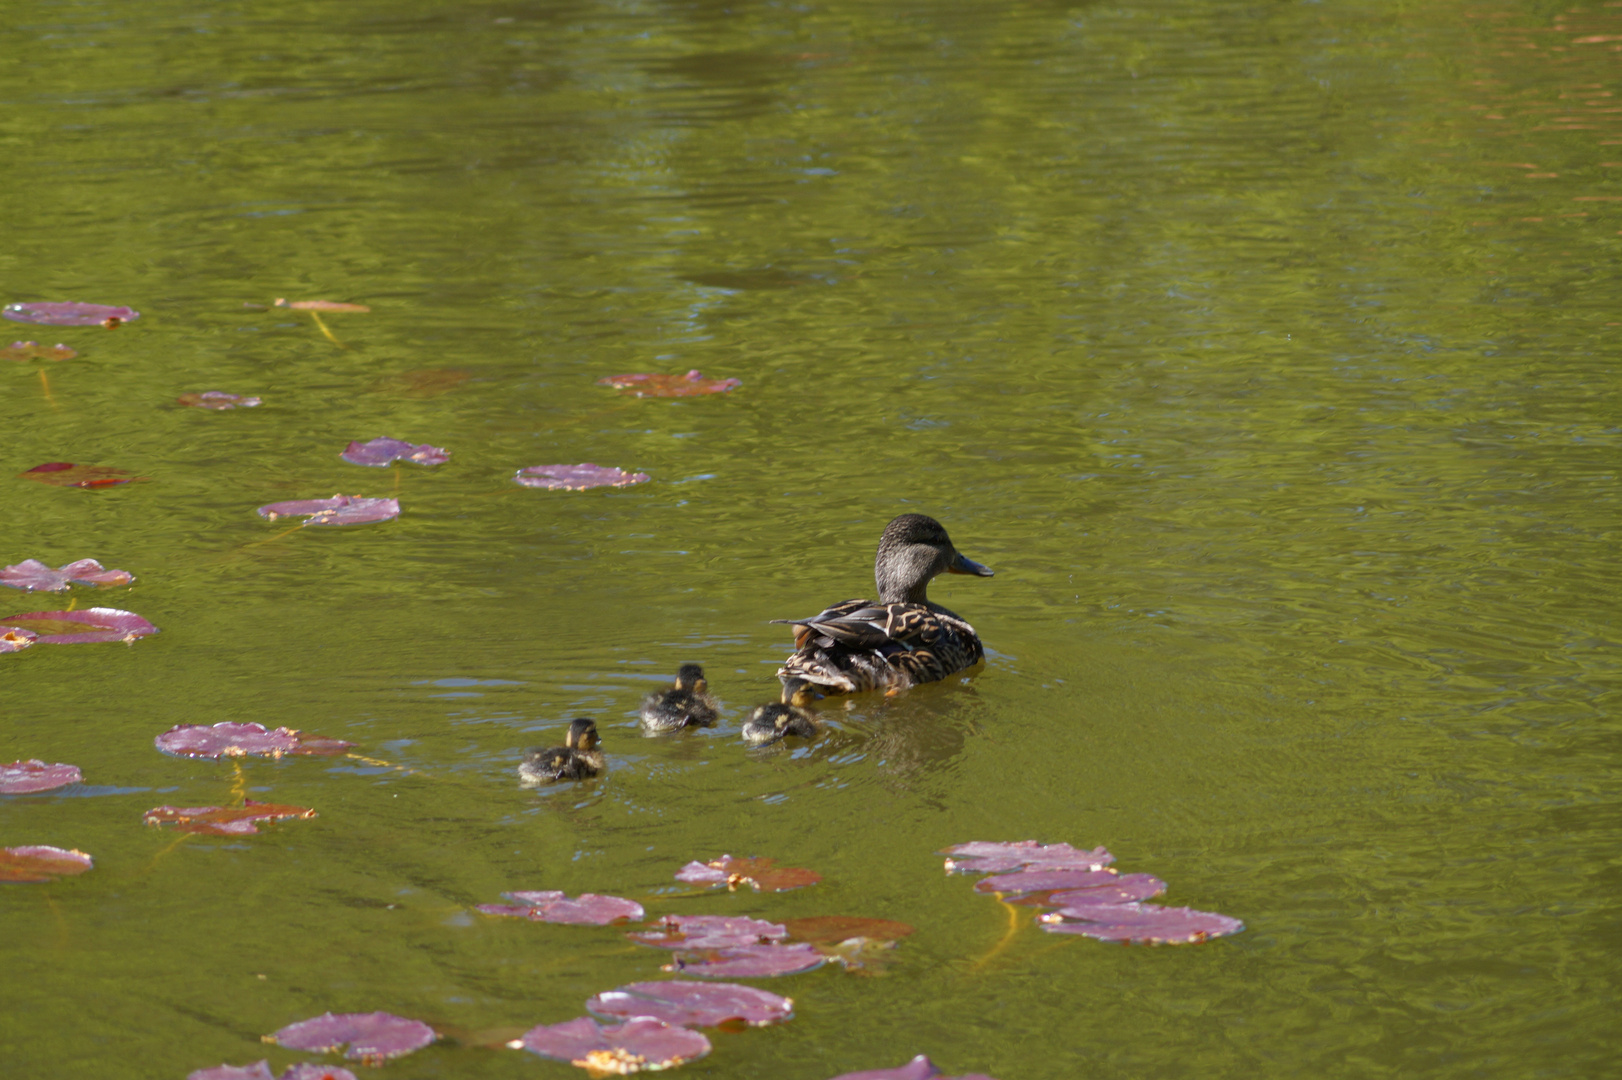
773, 599, 941, 652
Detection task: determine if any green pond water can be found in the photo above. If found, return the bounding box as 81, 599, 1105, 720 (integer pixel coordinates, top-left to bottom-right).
3, 0, 1619, 1076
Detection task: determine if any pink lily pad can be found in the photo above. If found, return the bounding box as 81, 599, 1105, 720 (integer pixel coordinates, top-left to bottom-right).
3, 301, 139, 326
513, 1016, 710, 1073
0, 845, 93, 882
3, 341, 76, 361
187, 1064, 276, 1080
143, 800, 316, 836
476, 890, 644, 925
257, 495, 400, 526
280, 1066, 358, 1080
154, 722, 354, 759
273, 298, 370, 313
675, 854, 823, 892
587, 980, 792, 1028
663, 942, 825, 978
973, 868, 1121, 895
1, 558, 133, 593
20, 462, 145, 488
515, 464, 649, 491
942, 841, 1114, 875
341, 437, 449, 467
1042, 874, 1168, 907
179, 391, 261, 410
0, 760, 82, 794
0, 607, 157, 644
271, 1012, 436, 1064
597, 369, 741, 397
0, 628, 36, 652
628, 914, 788, 950
829, 1055, 1001, 1080
1038, 902, 1244, 944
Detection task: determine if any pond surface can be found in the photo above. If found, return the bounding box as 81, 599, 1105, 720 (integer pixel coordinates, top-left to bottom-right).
3, 1, 1618, 1077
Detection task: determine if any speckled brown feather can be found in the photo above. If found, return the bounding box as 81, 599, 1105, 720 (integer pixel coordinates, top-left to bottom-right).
777, 598, 984, 695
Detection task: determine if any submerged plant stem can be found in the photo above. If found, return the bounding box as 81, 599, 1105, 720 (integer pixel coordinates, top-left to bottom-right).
308, 310, 347, 349
968, 896, 1025, 971
229, 759, 248, 804
38, 369, 57, 409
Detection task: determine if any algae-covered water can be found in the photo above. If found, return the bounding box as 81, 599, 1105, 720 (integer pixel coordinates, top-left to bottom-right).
3, 1, 1619, 1077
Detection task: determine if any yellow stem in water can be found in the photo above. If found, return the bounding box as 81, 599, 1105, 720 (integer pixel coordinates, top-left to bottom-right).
309, 310, 347, 348
39, 369, 58, 409
968, 896, 1026, 971
344, 752, 425, 778
229, 759, 248, 804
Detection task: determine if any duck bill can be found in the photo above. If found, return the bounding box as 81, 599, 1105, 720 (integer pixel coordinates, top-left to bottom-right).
948, 552, 994, 577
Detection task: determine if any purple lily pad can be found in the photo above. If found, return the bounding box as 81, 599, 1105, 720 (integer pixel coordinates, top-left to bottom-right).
154, 721, 353, 759
1039, 902, 1244, 944
664, 942, 826, 979
144, 800, 316, 836
257, 495, 400, 526
271, 1011, 437, 1064
341, 437, 449, 468
514, 463, 649, 491
0, 845, 93, 882
280, 1066, 358, 1080
675, 854, 822, 892
3, 301, 139, 326
179, 391, 262, 410
586, 980, 792, 1028
187, 1064, 276, 1080
0, 760, 82, 794
1044, 873, 1167, 907
0, 628, 36, 652
514, 1016, 710, 1073
942, 841, 1114, 875
828, 1055, 1001, 1080
476, 890, 644, 925
629, 914, 788, 950
1, 558, 133, 593
0, 607, 157, 644
973, 868, 1121, 895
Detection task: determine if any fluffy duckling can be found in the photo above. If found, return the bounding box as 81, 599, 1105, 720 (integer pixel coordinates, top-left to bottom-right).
741, 702, 821, 746
640, 663, 720, 732
518, 718, 605, 784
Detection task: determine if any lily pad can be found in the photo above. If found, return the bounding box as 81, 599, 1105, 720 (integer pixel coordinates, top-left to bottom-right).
143, 800, 316, 836
783, 916, 914, 945
179, 391, 261, 410
597, 370, 741, 397
0, 607, 157, 644
0, 845, 92, 882
271, 1012, 436, 1064
942, 841, 1114, 875
0, 760, 82, 794
513, 1016, 710, 1074
476, 890, 644, 925
515, 464, 649, 491
1038, 902, 1244, 944
663, 943, 825, 979
2, 301, 139, 326
675, 854, 822, 893
187, 1064, 276, 1080
972, 868, 1121, 895
1, 558, 133, 593
1042, 874, 1167, 907
628, 914, 788, 950
20, 462, 145, 488
368, 368, 469, 397
257, 495, 400, 526
586, 980, 792, 1028
3, 341, 76, 361
154, 722, 353, 759
829, 1055, 1000, 1080
280, 1066, 358, 1080
0, 628, 36, 652
341, 437, 449, 468
273, 299, 370, 313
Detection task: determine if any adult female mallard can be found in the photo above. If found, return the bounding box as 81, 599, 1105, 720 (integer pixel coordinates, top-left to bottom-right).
518, 718, 605, 784
640, 663, 720, 732
775, 514, 993, 703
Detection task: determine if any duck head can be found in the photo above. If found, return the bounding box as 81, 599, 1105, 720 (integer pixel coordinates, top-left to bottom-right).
874, 513, 993, 604
674, 663, 707, 694
566, 717, 600, 751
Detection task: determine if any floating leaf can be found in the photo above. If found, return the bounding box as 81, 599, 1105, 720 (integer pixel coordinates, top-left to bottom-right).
341, 437, 449, 468
257, 495, 400, 526
154, 722, 353, 759
2, 301, 139, 327
187, 1064, 275, 1080
942, 841, 1113, 875
810, 934, 901, 974
1042, 874, 1167, 907
597, 370, 742, 397
1038, 902, 1244, 944
143, 800, 316, 836
515, 464, 649, 491
586, 980, 793, 1028
0, 607, 157, 644
273, 299, 370, 313
280, 1066, 358, 1080
675, 854, 822, 893
1, 558, 133, 593
20, 462, 145, 488
828, 1054, 1000, 1080
0, 760, 82, 794
0, 628, 36, 652
0, 844, 92, 882
972, 868, 1121, 895
628, 914, 788, 950
3, 341, 76, 361
476, 890, 644, 925
368, 368, 469, 397
179, 391, 261, 410
513, 1016, 710, 1074
663, 943, 826, 979
783, 916, 914, 945
271, 1012, 436, 1064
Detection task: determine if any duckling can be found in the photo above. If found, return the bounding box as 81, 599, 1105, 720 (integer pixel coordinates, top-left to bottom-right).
640, 663, 720, 732
741, 702, 821, 746
518, 718, 605, 784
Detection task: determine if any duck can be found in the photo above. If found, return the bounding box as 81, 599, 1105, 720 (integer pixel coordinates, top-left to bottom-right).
640, 663, 720, 732
775, 514, 993, 703
741, 702, 821, 746
517, 718, 605, 784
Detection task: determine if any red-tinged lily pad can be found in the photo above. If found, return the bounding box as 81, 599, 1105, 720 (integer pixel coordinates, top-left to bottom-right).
341, 437, 449, 468
143, 799, 316, 836
20, 462, 145, 488
942, 841, 1114, 875
271, 1012, 436, 1064
257, 495, 400, 526
972, 868, 1121, 895
586, 980, 793, 1028
515, 464, 649, 491
0, 844, 92, 882
0, 628, 36, 652
1041, 873, 1167, 908
0, 760, 82, 794
1038, 902, 1244, 945
513, 1016, 710, 1074
664, 943, 826, 979
828, 1055, 1001, 1080
179, 391, 261, 410
1, 558, 133, 592
368, 368, 469, 397
273, 299, 370, 313
629, 914, 788, 950
477, 890, 644, 925
0, 607, 157, 644
3, 301, 139, 327
597, 370, 741, 397
783, 916, 914, 945
154, 722, 353, 759
3, 340, 76, 361
675, 854, 822, 893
